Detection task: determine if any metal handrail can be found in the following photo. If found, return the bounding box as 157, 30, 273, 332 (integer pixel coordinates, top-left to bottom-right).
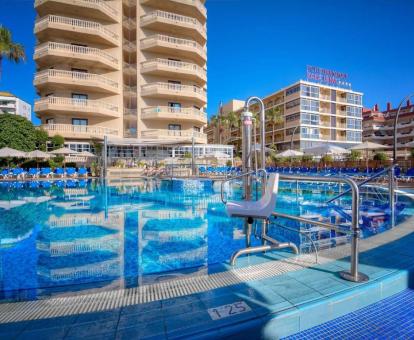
220, 169, 266, 204
275, 174, 368, 283
326, 165, 393, 204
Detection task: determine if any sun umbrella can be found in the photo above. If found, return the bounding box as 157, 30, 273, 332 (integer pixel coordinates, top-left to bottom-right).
78, 151, 96, 157
252, 144, 273, 153
350, 142, 391, 173
0, 147, 27, 158
0, 200, 27, 210
50, 147, 79, 155
303, 144, 350, 156
276, 149, 304, 157
26, 150, 51, 159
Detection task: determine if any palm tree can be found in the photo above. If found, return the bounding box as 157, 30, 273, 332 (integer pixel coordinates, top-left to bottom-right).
209, 115, 219, 143
225, 111, 239, 143
266, 106, 284, 145
0, 26, 26, 80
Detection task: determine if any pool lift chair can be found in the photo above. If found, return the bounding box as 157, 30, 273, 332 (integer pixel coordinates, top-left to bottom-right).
221, 96, 299, 265
224, 172, 299, 265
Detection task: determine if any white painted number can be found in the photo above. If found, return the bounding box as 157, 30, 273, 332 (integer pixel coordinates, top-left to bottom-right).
207, 301, 251, 320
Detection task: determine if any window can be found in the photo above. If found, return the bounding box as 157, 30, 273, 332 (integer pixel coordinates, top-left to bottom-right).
286, 113, 300, 123
347, 131, 362, 142
46, 118, 55, 125
193, 126, 200, 132
286, 85, 300, 96
72, 118, 88, 126
286, 127, 300, 136
72, 93, 88, 100
301, 85, 319, 98
347, 118, 362, 130
168, 124, 181, 130
301, 127, 320, 139
346, 93, 362, 105
286, 98, 300, 109
301, 99, 319, 112
168, 102, 181, 112
346, 106, 362, 118
301, 112, 319, 125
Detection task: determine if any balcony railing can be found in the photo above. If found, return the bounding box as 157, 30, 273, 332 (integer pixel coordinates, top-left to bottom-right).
141, 10, 206, 35
123, 16, 136, 30
35, 97, 120, 117
140, 0, 206, 19
42, 123, 119, 137
141, 106, 206, 120
123, 85, 137, 96
141, 129, 207, 141
35, 15, 119, 45
34, 0, 119, 21
123, 62, 137, 73
141, 34, 206, 59
34, 42, 119, 68
141, 58, 206, 79
34, 69, 119, 91
141, 82, 206, 97
123, 39, 137, 52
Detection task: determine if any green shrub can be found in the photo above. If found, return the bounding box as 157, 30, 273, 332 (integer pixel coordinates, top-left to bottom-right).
0, 114, 37, 151
50, 135, 65, 150
373, 152, 388, 161
34, 128, 49, 151
184, 151, 192, 159
348, 150, 361, 161
321, 155, 333, 164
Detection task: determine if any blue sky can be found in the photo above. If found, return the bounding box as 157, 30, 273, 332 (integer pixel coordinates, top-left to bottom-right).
0, 0, 413, 124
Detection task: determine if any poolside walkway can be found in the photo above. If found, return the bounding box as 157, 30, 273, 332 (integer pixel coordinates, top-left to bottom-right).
1, 214, 414, 339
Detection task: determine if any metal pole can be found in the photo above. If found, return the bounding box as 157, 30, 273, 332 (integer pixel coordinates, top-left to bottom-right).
393, 94, 414, 162
103, 135, 108, 179
191, 136, 195, 177
241, 110, 253, 200
389, 165, 395, 228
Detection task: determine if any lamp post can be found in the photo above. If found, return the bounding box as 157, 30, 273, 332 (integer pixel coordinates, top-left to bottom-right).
390, 94, 414, 228
290, 125, 300, 150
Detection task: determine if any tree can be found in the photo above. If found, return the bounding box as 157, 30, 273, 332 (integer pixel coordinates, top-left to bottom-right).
0, 26, 26, 80
348, 150, 361, 161
0, 114, 37, 151
373, 152, 388, 162
34, 128, 49, 151
225, 111, 239, 143
266, 107, 284, 145
50, 135, 65, 150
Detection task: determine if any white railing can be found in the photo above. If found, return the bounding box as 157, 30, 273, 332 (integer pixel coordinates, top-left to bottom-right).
34, 69, 119, 90
34, 0, 119, 19
141, 34, 206, 58
141, 129, 206, 139
141, 106, 206, 119
141, 82, 206, 97
42, 123, 119, 137
141, 58, 206, 77
140, 0, 206, 18
35, 97, 119, 115
35, 15, 119, 43
141, 10, 206, 34
34, 42, 119, 67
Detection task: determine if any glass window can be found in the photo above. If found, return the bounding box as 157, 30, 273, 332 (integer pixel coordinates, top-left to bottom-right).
347, 131, 362, 142
301, 127, 320, 139
286, 85, 300, 96
286, 113, 300, 123
72, 118, 88, 126
347, 118, 362, 130
301, 99, 319, 112
301, 112, 319, 125
346, 106, 362, 118
286, 98, 300, 109
301, 85, 319, 98
346, 93, 362, 105
168, 124, 181, 130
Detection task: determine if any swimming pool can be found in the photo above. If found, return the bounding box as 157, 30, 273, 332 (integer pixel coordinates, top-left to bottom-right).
0, 178, 412, 301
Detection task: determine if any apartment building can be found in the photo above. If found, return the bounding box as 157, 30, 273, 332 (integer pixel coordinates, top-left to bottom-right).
0, 92, 31, 120
363, 100, 414, 148
33, 0, 207, 152
208, 80, 363, 151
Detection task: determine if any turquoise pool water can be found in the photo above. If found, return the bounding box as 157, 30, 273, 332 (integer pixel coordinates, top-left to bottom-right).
0, 178, 411, 301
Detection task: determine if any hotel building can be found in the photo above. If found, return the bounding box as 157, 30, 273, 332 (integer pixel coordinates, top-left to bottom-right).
33, 0, 207, 153
208, 80, 363, 151
363, 100, 414, 149
0, 92, 32, 120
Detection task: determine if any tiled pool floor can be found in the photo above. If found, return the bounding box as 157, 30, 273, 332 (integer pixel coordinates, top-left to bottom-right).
285, 288, 414, 339
1, 215, 414, 340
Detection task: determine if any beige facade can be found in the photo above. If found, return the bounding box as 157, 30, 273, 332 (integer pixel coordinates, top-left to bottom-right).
34, 0, 207, 150
207, 81, 363, 151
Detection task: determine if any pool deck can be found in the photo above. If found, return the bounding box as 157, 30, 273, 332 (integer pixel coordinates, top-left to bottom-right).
1, 214, 414, 339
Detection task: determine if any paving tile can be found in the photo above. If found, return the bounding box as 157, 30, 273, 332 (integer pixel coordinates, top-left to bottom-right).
117, 309, 162, 329
116, 320, 165, 340
75, 310, 120, 324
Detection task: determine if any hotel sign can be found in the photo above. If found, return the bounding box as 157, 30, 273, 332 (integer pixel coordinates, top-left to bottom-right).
306, 65, 351, 89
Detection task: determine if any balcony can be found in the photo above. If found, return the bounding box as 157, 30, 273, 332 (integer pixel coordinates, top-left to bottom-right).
140, 10, 206, 44
141, 129, 207, 143
34, 0, 119, 23
41, 123, 119, 139
34, 42, 119, 70
123, 62, 137, 75
141, 82, 207, 106
34, 69, 119, 94
140, 34, 206, 65
124, 108, 137, 121
141, 106, 207, 124
123, 16, 136, 30
123, 39, 137, 53
141, 58, 206, 83
140, 0, 206, 23
35, 97, 120, 118
123, 85, 137, 97
35, 15, 119, 47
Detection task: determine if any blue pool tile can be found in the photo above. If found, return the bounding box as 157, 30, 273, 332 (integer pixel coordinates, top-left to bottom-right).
65, 319, 118, 339
16, 326, 68, 340
120, 301, 162, 316
117, 310, 161, 329
75, 310, 121, 324
116, 320, 165, 340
